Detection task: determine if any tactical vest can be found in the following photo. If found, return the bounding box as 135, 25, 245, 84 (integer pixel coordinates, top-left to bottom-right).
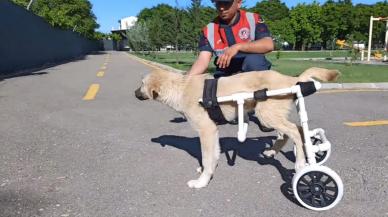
203, 10, 261, 56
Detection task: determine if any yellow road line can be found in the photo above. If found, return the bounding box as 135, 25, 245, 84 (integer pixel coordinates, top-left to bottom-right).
83, 84, 100, 100
97, 71, 105, 77
344, 120, 388, 127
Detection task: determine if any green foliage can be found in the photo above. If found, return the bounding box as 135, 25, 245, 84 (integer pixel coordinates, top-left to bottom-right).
267, 18, 295, 49
250, 0, 289, 21
110, 33, 122, 42
133, 0, 387, 52
127, 21, 150, 52
11, 0, 29, 7
11, 0, 99, 39
290, 2, 323, 50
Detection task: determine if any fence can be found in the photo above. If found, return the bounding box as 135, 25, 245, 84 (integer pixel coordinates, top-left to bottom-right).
0, 0, 102, 76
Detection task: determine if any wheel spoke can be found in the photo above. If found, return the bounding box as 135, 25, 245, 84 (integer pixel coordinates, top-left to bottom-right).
324, 177, 334, 185
311, 195, 318, 206
300, 191, 313, 199
323, 192, 335, 200
325, 186, 337, 192
316, 172, 324, 181
300, 176, 309, 185
319, 194, 327, 207
308, 172, 317, 182
298, 185, 310, 191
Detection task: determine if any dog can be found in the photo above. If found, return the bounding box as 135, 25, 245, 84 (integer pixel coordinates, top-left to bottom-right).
135, 67, 339, 189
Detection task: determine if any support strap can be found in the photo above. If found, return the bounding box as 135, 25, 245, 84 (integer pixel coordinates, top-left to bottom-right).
253, 88, 268, 101
297, 81, 317, 97
201, 79, 228, 125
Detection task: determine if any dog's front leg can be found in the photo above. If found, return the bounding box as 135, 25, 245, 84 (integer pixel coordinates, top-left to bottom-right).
187, 127, 220, 189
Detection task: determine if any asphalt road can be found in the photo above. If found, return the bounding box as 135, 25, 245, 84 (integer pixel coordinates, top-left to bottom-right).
0, 51, 387, 217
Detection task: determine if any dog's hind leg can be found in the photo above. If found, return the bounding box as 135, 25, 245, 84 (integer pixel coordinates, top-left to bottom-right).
187, 123, 220, 189
263, 134, 289, 158
255, 103, 306, 171
267, 119, 306, 171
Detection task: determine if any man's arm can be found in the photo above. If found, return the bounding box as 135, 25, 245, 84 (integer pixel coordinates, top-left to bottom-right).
216, 21, 274, 69
216, 38, 274, 69
187, 51, 213, 76
235, 37, 274, 54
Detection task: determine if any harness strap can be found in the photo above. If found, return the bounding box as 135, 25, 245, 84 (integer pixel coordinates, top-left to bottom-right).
202, 79, 228, 125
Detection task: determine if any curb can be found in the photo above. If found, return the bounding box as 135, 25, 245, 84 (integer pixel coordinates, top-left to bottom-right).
322, 83, 388, 90
127, 53, 388, 90
126, 53, 185, 74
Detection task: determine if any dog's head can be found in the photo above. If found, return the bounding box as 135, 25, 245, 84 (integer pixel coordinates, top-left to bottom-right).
134, 70, 164, 101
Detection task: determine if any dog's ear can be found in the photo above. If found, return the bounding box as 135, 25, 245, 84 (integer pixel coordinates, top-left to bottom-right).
152, 90, 159, 99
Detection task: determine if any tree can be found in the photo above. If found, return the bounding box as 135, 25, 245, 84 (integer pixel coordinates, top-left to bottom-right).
127, 21, 150, 52
266, 18, 295, 49
371, 2, 388, 47
351, 4, 373, 42
11, 0, 99, 39
250, 0, 289, 21
290, 3, 323, 50
320, 0, 354, 49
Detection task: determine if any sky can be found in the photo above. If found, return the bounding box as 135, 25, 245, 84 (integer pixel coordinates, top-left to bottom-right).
90, 0, 381, 33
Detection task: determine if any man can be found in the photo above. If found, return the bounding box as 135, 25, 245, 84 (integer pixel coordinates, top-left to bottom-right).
188, 0, 275, 131
188, 0, 274, 78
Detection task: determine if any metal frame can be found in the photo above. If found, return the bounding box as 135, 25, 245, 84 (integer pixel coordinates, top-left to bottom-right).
367, 16, 388, 62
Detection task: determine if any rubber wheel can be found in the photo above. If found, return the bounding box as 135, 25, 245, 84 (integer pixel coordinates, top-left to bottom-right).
292, 165, 343, 211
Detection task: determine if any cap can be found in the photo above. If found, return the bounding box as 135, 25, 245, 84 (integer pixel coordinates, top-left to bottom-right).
211, 0, 234, 2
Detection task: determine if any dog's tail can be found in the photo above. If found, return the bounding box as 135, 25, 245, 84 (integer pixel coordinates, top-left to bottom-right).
298, 67, 340, 82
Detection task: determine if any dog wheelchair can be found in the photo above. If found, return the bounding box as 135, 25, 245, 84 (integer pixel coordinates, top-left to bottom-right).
200, 79, 343, 211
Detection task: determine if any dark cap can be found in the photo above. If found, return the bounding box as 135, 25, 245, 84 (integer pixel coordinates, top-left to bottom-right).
211, 0, 234, 2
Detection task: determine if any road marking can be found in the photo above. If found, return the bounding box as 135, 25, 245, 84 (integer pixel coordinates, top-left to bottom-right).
101, 66, 107, 70
97, 71, 105, 77
83, 84, 100, 100
344, 120, 388, 127
103, 62, 108, 66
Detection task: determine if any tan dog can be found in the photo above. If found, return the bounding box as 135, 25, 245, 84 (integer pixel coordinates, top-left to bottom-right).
135, 67, 339, 189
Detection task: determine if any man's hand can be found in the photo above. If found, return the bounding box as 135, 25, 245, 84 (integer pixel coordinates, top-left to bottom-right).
187, 51, 212, 76
216, 44, 240, 68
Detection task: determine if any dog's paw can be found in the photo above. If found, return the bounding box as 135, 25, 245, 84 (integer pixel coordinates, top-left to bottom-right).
263, 149, 276, 158
187, 179, 208, 189
295, 159, 307, 172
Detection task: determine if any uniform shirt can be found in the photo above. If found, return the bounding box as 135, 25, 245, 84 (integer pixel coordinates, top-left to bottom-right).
198, 10, 271, 53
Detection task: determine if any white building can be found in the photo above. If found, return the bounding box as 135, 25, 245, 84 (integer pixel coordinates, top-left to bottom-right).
118, 16, 137, 30
110, 16, 138, 51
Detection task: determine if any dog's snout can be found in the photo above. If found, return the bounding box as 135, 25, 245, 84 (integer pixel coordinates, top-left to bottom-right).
135, 87, 148, 100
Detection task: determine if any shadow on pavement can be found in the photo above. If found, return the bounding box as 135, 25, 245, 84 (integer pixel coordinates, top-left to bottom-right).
151, 134, 302, 207
0, 51, 108, 81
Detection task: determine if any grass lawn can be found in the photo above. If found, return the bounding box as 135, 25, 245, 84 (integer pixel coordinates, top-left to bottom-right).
132, 51, 388, 83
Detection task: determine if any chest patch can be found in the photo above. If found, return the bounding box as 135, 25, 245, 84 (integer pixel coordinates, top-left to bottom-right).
238, 27, 250, 40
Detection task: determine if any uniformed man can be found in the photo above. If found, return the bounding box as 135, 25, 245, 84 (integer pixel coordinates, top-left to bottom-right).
188, 0, 274, 78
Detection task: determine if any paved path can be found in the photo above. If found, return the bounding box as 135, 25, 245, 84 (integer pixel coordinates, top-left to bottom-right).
0, 51, 387, 217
